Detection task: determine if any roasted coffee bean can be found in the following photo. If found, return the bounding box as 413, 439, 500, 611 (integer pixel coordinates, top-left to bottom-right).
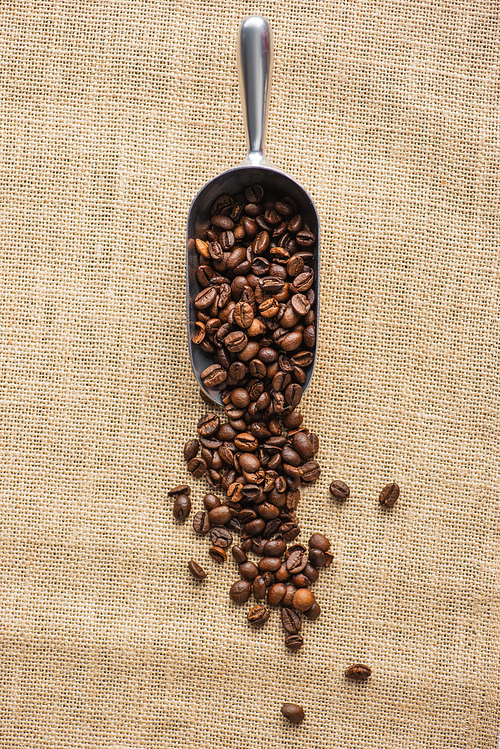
209, 546, 226, 563
267, 583, 286, 606
187, 457, 207, 477
208, 505, 232, 526
345, 664, 372, 681
210, 526, 233, 548
193, 511, 211, 535
234, 433, 258, 452
324, 551, 334, 568
203, 493, 220, 511
281, 607, 302, 634
258, 556, 282, 573
173, 494, 191, 520
194, 286, 217, 310
282, 584, 297, 607
308, 548, 326, 568
188, 560, 207, 580
285, 548, 308, 574
303, 562, 319, 583
275, 564, 291, 583
291, 573, 311, 588
212, 214, 234, 230
245, 184, 264, 203
304, 601, 321, 620
283, 411, 303, 429
284, 633, 303, 651
379, 482, 400, 507
281, 703, 305, 724
291, 432, 313, 460
292, 588, 315, 612
308, 533, 331, 552
239, 561, 259, 581
231, 545, 247, 564
329, 479, 350, 500
281, 522, 300, 542
262, 538, 287, 557
300, 460, 321, 483
230, 579, 251, 604
201, 363, 227, 387
183, 439, 200, 463
253, 575, 267, 600
168, 484, 191, 496
248, 603, 270, 628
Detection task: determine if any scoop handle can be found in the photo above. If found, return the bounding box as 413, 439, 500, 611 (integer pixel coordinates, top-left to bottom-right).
238, 16, 273, 165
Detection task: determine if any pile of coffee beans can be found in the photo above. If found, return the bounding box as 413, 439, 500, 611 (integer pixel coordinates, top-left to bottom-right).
179, 183, 333, 650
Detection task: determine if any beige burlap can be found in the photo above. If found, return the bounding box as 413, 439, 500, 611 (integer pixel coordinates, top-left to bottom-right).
0, 1, 499, 747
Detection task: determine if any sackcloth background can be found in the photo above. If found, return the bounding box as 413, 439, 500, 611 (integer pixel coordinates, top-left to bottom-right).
0, 1, 499, 747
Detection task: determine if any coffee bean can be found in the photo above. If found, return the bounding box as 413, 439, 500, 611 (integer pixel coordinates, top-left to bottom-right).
168, 484, 191, 496
258, 556, 282, 573
239, 561, 259, 581
292, 588, 315, 612
253, 575, 267, 600
379, 482, 400, 507
209, 546, 226, 563
208, 506, 232, 526
300, 460, 321, 483
308, 533, 331, 552
262, 538, 286, 557
284, 633, 303, 651
329, 479, 350, 500
173, 494, 191, 520
187, 457, 207, 478
188, 560, 207, 580
230, 579, 251, 604
183, 439, 199, 462
285, 548, 308, 574
193, 511, 211, 535
234, 433, 258, 452
212, 214, 234, 230
304, 601, 321, 620
210, 526, 233, 548
247, 604, 270, 628
282, 584, 297, 607
281, 606, 302, 634
203, 493, 220, 511
308, 548, 326, 568
267, 583, 286, 606
280, 703, 305, 724
245, 184, 264, 203
345, 664, 372, 681
198, 413, 220, 437
201, 363, 227, 387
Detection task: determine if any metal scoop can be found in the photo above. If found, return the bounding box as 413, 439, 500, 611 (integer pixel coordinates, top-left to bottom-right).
186, 15, 320, 406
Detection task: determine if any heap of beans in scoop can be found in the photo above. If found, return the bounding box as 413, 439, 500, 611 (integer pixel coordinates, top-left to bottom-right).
176, 183, 332, 651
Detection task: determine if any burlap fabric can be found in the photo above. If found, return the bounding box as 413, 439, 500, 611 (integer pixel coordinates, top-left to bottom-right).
0, 1, 498, 747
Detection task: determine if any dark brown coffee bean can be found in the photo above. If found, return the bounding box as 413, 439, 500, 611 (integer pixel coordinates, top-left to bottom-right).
202, 494, 219, 512
345, 664, 372, 681
284, 633, 303, 651
187, 457, 207, 477
194, 286, 217, 310
211, 194, 233, 215
243, 518, 265, 537
308, 533, 331, 552
285, 548, 308, 574
230, 579, 251, 604
329, 480, 350, 502
168, 484, 191, 496
280, 522, 300, 542
258, 556, 282, 573
201, 363, 227, 387
281, 703, 305, 724
324, 551, 334, 568
267, 583, 286, 606
239, 561, 259, 581
208, 506, 232, 526
192, 321, 206, 344
292, 432, 313, 460
281, 607, 302, 634
245, 184, 264, 203
291, 573, 311, 588
234, 432, 258, 452
230, 387, 250, 409
212, 214, 234, 230
209, 546, 226, 563
303, 562, 319, 583
275, 564, 291, 583
303, 325, 315, 348
292, 588, 315, 612
279, 331, 303, 352
193, 511, 211, 535
233, 301, 254, 329
295, 229, 315, 246
262, 538, 287, 557
197, 413, 220, 437
300, 460, 321, 483
308, 548, 326, 568
231, 545, 247, 564
247, 603, 270, 628
304, 601, 321, 620
253, 575, 267, 600
282, 446, 301, 467
379, 482, 400, 507
292, 269, 314, 293
172, 494, 191, 520
282, 584, 297, 607
290, 293, 310, 316
188, 560, 207, 580
183, 439, 199, 462
224, 330, 248, 353
283, 411, 303, 429
210, 526, 233, 548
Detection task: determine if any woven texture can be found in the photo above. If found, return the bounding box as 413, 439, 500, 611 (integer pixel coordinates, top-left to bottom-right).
0, 1, 499, 747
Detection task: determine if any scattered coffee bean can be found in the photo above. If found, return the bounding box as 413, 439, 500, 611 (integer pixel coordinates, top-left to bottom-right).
379, 482, 400, 507
188, 560, 207, 580
248, 604, 270, 627
308, 532, 331, 552
173, 494, 191, 520
329, 479, 350, 501
209, 546, 227, 563
292, 588, 315, 612
284, 633, 303, 651
281, 703, 305, 724
193, 511, 211, 535
168, 484, 191, 497
345, 664, 372, 681
210, 526, 233, 548
281, 606, 302, 634
229, 579, 251, 604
